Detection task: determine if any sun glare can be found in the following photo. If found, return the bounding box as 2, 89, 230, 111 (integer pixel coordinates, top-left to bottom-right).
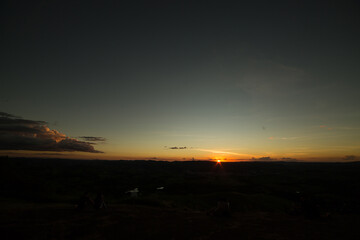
217, 159, 221, 163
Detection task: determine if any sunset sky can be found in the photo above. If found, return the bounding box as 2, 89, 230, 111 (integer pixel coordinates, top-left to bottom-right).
1, 1, 359, 161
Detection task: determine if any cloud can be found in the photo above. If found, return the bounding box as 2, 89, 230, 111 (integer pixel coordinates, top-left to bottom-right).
37, 153, 65, 156
0, 112, 20, 118
280, 157, 298, 162
78, 136, 106, 142
251, 157, 299, 162
0, 112, 103, 153
165, 146, 188, 150
319, 125, 333, 130
343, 155, 357, 161
268, 136, 301, 140
251, 156, 274, 161
196, 148, 244, 156
319, 125, 360, 131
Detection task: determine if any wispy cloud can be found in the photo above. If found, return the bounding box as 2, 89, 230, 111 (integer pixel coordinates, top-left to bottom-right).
251, 156, 274, 161
343, 155, 358, 161
0, 112, 103, 153
280, 157, 299, 162
165, 146, 188, 150
319, 125, 360, 131
78, 136, 106, 142
320, 125, 333, 130
268, 136, 302, 140
196, 148, 245, 156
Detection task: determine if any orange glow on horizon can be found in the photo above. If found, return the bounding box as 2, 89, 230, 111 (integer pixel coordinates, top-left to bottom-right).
213, 156, 227, 163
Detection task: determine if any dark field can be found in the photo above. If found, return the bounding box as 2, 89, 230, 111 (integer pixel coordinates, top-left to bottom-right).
1, 158, 360, 239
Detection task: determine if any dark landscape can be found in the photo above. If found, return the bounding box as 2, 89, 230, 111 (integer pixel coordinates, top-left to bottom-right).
1, 157, 360, 239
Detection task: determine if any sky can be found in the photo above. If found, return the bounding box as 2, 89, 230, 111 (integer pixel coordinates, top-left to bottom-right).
1, 1, 360, 161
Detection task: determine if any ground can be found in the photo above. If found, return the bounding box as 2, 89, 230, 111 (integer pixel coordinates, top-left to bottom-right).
1, 158, 360, 239
1, 203, 359, 240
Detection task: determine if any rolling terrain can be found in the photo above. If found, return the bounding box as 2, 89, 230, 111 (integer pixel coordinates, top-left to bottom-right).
1, 157, 360, 239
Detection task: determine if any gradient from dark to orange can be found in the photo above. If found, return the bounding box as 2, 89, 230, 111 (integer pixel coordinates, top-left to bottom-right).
1, 1, 360, 161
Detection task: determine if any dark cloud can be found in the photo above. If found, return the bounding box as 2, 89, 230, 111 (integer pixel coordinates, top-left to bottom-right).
167, 146, 187, 150
0, 112, 19, 118
251, 156, 274, 161
280, 157, 298, 162
0, 112, 46, 127
78, 136, 106, 142
343, 155, 357, 161
37, 153, 65, 156
251, 157, 299, 161
0, 112, 103, 153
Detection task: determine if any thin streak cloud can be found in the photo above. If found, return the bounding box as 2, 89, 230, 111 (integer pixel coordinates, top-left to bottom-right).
196, 148, 244, 156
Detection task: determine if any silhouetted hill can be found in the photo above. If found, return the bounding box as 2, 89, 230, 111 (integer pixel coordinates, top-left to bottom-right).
1, 157, 360, 239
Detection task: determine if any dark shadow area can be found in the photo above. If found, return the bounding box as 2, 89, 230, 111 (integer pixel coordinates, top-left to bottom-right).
1, 157, 360, 239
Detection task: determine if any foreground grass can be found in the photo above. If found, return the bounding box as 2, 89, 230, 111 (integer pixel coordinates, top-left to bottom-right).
1, 202, 359, 240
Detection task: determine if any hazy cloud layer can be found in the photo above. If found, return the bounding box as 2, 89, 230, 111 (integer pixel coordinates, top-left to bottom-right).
343, 155, 357, 161
280, 157, 298, 162
268, 136, 301, 140
251, 157, 298, 162
251, 156, 273, 161
0, 112, 103, 153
